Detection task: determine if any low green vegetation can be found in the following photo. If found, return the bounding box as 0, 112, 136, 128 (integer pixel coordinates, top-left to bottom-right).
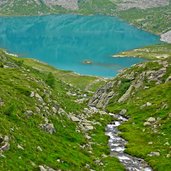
118, 5, 171, 34
0, 1, 171, 170
106, 58, 171, 171
113, 43, 171, 60
78, 0, 117, 15
14, 56, 107, 92
0, 50, 124, 170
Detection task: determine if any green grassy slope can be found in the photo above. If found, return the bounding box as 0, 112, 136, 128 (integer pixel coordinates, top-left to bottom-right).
113, 43, 171, 60
0, 50, 124, 171
118, 4, 171, 34
78, 0, 117, 15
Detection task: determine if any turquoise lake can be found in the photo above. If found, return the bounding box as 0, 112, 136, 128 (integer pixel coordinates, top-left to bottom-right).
0, 15, 160, 77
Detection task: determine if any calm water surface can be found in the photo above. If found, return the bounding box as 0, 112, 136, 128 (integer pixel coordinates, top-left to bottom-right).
0, 15, 160, 77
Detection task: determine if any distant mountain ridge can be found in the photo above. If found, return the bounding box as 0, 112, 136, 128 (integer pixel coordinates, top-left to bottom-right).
0, 0, 78, 10
0, 0, 170, 13
0, 0, 170, 36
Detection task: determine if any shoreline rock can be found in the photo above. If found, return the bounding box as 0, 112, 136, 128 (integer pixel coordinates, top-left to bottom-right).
160, 30, 171, 44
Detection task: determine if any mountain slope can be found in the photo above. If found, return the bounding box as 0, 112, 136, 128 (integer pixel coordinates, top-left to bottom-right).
0, 49, 125, 171
0, 0, 171, 37
89, 57, 171, 170
0, 45, 171, 171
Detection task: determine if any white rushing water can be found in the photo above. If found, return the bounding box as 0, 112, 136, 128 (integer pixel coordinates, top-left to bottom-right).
106, 114, 153, 171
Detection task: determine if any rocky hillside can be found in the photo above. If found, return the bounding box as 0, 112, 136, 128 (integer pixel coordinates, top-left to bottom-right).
0, 0, 78, 11
0, 43, 171, 171
0, 1, 171, 170
89, 56, 171, 170
0, 49, 126, 171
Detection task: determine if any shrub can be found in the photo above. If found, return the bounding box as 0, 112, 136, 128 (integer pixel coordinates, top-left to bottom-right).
46, 72, 55, 88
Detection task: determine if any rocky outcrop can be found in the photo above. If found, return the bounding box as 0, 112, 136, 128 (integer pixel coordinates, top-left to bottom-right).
89, 60, 169, 108
117, 0, 169, 10
43, 0, 78, 10
0, 0, 8, 6
88, 81, 115, 109
40, 119, 56, 134
160, 30, 171, 44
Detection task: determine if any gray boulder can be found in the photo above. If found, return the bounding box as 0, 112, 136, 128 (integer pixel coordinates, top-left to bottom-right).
40, 123, 56, 134
39, 165, 56, 171
89, 81, 115, 109
71, 116, 80, 122
148, 152, 160, 157
147, 117, 156, 123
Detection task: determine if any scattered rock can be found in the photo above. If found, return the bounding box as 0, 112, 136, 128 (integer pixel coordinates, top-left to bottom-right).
52, 107, 57, 114
147, 117, 156, 123
30, 161, 36, 167
146, 102, 152, 107
58, 108, 67, 115
166, 154, 171, 158
0, 135, 10, 152
0, 98, 4, 106
0, 143, 10, 151
164, 142, 170, 146
119, 109, 127, 115
37, 146, 43, 152
35, 107, 41, 113
118, 0, 169, 11
143, 122, 151, 126
71, 116, 80, 122
17, 144, 24, 150
85, 125, 94, 131
39, 165, 56, 171
102, 154, 108, 158
148, 152, 160, 157
166, 75, 171, 82
99, 110, 107, 115
30, 91, 35, 97
24, 110, 33, 117
4, 136, 9, 142
85, 135, 91, 140
141, 102, 152, 109
40, 123, 56, 134
35, 93, 44, 102
56, 159, 61, 162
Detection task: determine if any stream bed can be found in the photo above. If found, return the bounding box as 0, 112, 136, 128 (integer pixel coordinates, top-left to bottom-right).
105, 113, 152, 171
